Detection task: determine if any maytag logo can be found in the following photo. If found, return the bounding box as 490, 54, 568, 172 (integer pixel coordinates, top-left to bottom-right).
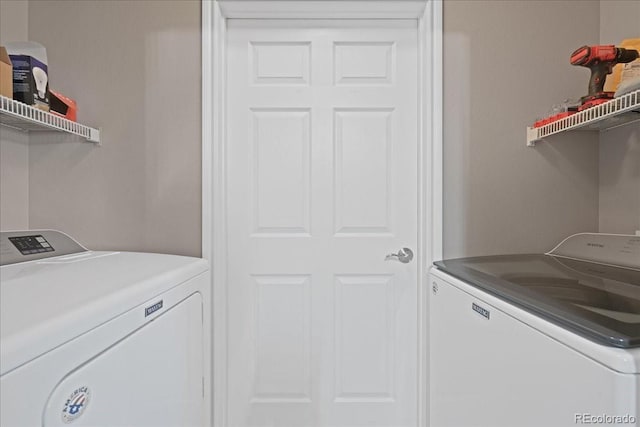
145, 300, 163, 317
472, 302, 490, 320
587, 242, 604, 248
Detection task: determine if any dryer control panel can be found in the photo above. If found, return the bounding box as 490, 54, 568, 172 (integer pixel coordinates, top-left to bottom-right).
9, 234, 55, 255
0, 230, 87, 266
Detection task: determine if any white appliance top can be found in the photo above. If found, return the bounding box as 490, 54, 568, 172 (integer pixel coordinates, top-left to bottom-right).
434, 233, 640, 349
0, 230, 208, 376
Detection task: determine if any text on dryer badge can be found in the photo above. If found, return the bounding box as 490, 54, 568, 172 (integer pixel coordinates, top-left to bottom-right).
62, 386, 90, 423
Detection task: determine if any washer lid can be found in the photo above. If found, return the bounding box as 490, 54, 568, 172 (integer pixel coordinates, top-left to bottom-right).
0, 250, 208, 375
434, 252, 640, 348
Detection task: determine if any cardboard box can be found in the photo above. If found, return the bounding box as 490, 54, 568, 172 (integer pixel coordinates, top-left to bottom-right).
604, 38, 640, 93
0, 47, 12, 99
5, 41, 49, 111
9, 54, 49, 110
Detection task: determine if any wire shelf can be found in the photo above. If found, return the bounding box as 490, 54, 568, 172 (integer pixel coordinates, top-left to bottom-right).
527, 89, 640, 146
0, 95, 100, 143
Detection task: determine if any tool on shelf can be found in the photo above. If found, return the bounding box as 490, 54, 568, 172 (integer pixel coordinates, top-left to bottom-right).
570, 45, 639, 111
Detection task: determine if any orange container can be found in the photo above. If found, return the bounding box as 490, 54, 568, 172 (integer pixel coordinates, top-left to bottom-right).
49, 89, 77, 122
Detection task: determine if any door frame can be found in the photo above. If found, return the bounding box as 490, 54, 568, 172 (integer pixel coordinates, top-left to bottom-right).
201, 1, 443, 426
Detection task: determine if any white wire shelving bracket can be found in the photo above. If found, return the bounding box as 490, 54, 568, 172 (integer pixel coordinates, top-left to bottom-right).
0, 95, 100, 143
527, 89, 640, 146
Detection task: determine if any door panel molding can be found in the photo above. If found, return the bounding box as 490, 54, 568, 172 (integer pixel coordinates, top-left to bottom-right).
202, 2, 443, 426
333, 274, 396, 403
333, 107, 394, 236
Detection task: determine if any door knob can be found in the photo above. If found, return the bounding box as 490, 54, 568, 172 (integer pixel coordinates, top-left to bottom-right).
385, 248, 414, 263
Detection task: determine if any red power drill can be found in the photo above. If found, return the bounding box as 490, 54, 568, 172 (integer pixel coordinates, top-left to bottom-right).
570, 45, 639, 110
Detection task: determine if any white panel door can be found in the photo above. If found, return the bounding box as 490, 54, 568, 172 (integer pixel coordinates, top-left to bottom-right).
226, 19, 418, 427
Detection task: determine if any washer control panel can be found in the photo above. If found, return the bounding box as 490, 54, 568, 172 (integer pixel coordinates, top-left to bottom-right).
0, 230, 87, 266
547, 233, 640, 270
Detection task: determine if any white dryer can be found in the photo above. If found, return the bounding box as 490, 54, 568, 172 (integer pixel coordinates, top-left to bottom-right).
0, 230, 209, 427
430, 233, 640, 427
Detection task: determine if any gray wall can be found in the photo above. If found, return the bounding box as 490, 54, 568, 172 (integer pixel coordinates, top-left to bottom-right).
25, 0, 202, 256
598, 0, 640, 235
2, 1, 636, 258
0, 0, 29, 231
443, 0, 601, 258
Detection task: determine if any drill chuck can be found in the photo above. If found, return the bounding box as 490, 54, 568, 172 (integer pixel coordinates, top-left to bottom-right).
617, 48, 639, 63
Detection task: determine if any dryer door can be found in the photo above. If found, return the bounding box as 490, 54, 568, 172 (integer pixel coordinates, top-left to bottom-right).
42, 293, 203, 427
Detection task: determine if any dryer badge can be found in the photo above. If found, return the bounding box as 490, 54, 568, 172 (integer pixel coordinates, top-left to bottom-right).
62, 386, 91, 423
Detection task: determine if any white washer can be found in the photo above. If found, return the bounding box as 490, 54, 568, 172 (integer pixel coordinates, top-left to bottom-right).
0, 230, 209, 427
429, 233, 640, 427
